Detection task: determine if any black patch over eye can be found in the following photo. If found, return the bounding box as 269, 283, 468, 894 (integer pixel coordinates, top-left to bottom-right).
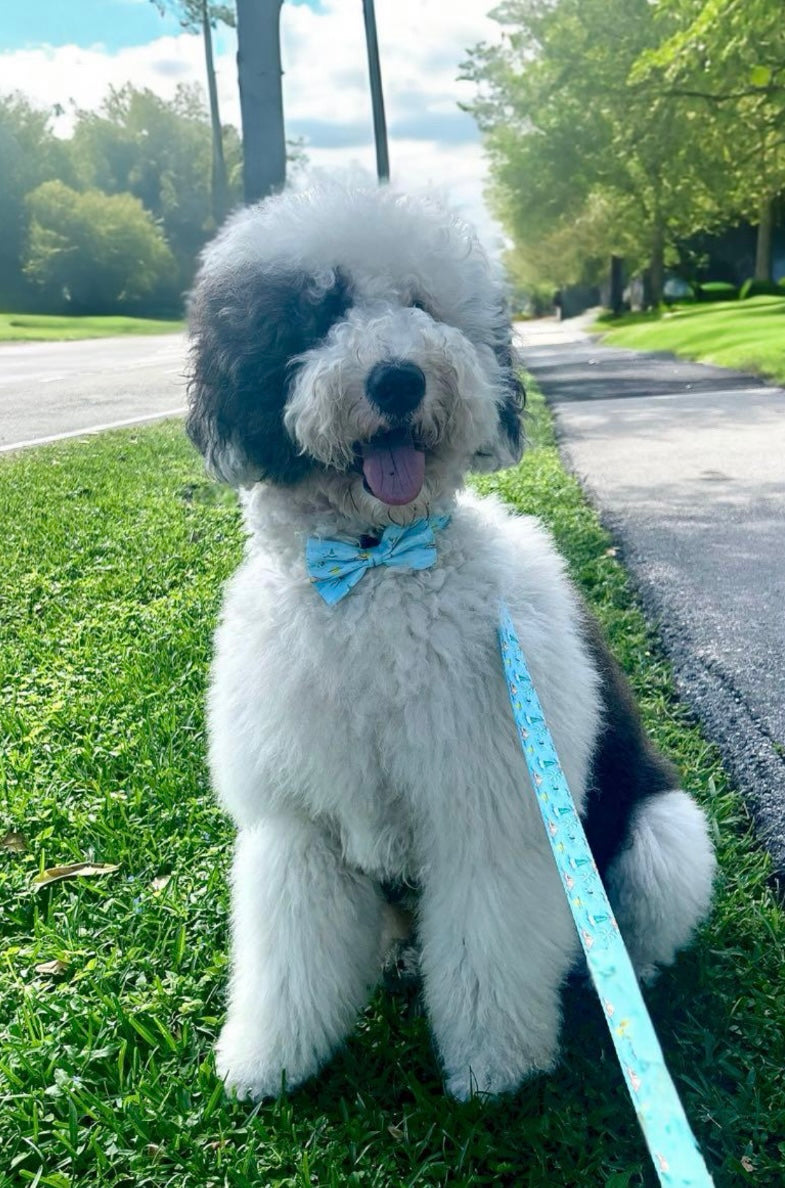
186, 267, 353, 485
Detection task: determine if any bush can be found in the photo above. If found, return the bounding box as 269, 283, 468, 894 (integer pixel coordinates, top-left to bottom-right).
739, 278, 783, 299
24, 180, 177, 315
695, 281, 739, 303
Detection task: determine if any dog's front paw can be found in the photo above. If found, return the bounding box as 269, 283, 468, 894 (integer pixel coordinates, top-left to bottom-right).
443, 1044, 558, 1103
215, 1023, 296, 1102
443, 1063, 519, 1103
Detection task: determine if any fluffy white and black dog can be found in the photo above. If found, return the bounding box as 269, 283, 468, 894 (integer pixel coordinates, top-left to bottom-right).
185, 184, 715, 1102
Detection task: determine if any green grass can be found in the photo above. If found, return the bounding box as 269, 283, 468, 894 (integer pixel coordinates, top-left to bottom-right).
1, 396, 783, 1187
596, 294, 785, 385
0, 314, 184, 342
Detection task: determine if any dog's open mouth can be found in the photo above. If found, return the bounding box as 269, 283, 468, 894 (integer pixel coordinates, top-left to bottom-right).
358, 427, 426, 506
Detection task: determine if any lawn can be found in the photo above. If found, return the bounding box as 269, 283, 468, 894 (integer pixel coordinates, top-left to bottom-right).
596, 294, 785, 386
0, 314, 184, 342
1, 395, 783, 1187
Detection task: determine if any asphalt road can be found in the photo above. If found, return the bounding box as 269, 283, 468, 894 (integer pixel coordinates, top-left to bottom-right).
0, 334, 187, 451
521, 317, 785, 881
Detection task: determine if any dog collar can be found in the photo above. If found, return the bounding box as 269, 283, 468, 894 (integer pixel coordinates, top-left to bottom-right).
306, 514, 450, 605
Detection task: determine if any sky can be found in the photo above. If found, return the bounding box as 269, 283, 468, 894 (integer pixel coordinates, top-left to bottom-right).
0, 0, 505, 249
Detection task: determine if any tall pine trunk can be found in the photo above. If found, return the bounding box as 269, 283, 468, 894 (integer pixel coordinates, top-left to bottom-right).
201, 0, 228, 226
754, 195, 775, 283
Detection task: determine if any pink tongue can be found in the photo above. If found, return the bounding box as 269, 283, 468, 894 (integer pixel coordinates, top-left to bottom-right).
361, 432, 425, 506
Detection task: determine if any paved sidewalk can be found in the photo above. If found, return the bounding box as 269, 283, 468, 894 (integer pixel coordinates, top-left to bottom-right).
519, 316, 785, 880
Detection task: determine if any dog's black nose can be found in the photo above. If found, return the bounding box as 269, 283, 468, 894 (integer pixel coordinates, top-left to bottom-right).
365, 360, 426, 419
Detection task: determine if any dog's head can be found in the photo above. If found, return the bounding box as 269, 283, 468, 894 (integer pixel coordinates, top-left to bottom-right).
186, 185, 523, 527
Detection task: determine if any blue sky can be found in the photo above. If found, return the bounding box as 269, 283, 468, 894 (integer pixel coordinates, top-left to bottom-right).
1, 1, 182, 52
0, 0, 321, 53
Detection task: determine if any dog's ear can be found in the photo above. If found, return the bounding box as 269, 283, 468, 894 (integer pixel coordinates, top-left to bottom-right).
186, 265, 352, 485
494, 335, 525, 462
473, 323, 525, 473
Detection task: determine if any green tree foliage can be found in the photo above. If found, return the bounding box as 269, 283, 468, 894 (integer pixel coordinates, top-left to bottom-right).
150, 1, 236, 223
70, 84, 243, 292
24, 181, 176, 315
634, 0, 785, 281
0, 85, 246, 314
465, 0, 778, 301
0, 95, 73, 306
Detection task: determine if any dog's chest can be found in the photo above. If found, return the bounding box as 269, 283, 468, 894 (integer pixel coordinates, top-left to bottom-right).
298, 551, 499, 712
223, 533, 506, 829
284, 561, 504, 874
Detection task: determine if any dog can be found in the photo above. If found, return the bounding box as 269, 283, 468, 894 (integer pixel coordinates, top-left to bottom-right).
185, 184, 715, 1102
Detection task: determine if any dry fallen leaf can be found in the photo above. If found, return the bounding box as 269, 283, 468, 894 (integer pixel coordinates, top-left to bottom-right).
604, 547, 618, 558
32, 862, 121, 889
150, 874, 171, 893
1, 831, 27, 853
741, 1155, 755, 1173
35, 959, 69, 977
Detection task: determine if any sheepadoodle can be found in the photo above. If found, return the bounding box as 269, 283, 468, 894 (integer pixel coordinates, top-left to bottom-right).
185, 184, 715, 1102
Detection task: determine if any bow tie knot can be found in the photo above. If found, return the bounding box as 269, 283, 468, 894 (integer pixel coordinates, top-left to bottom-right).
306, 515, 450, 605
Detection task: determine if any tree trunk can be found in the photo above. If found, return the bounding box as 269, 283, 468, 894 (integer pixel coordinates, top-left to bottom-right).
609, 254, 624, 316
201, 0, 228, 226
754, 194, 775, 283
235, 0, 286, 204
649, 220, 665, 307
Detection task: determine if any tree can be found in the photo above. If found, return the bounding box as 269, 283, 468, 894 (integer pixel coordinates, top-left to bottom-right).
24, 180, 176, 314
0, 94, 73, 306
235, 0, 286, 202
633, 0, 785, 282
150, 1, 235, 224
465, 0, 725, 303
69, 85, 243, 290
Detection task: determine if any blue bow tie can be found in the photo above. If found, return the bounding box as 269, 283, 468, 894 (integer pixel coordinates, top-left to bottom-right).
306, 515, 450, 605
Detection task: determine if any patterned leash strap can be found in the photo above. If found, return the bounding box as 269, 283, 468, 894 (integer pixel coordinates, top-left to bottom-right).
498, 604, 714, 1187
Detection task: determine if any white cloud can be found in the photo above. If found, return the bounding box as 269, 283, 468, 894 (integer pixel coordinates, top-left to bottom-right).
0, 36, 209, 121
0, 0, 503, 247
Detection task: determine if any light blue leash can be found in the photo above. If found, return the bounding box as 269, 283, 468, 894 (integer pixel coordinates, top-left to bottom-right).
499, 604, 714, 1187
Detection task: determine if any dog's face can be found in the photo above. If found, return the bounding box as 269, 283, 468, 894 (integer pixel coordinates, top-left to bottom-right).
186, 186, 523, 528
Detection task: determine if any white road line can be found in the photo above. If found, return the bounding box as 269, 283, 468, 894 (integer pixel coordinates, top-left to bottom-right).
554, 386, 774, 405
0, 407, 187, 453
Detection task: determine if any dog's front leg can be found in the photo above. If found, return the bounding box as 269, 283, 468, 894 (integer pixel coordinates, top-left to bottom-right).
216, 813, 383, 1100
418, 831, 576, 1101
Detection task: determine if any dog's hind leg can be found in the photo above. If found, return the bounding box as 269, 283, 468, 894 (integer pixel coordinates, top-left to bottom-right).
580, 611, 716, 979
604, 788, 715, 981
216, 813, 384, 1100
